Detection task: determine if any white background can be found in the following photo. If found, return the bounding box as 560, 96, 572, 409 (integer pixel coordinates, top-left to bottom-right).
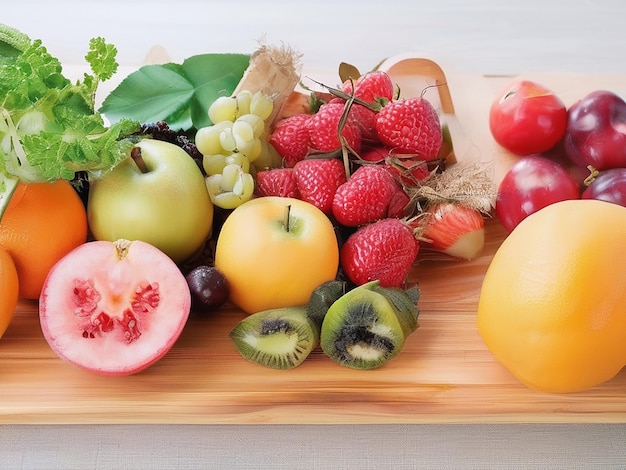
3, 0, 626, 468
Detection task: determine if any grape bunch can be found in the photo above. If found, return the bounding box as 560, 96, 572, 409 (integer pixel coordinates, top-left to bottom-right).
195, 90, 275, 209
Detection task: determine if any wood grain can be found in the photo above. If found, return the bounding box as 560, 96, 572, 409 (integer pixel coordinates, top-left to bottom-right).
1, 62, 626, 425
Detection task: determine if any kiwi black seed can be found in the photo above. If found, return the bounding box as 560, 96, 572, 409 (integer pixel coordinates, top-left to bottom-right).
229, 306, 318, 370
320, 282, 410, 370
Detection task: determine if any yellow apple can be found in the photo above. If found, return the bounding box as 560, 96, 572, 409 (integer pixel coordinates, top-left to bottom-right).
215, 196, 339, 314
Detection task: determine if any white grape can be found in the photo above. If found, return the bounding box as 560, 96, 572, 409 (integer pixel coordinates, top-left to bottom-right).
252, 138, 283, 170
236, 113, 265, 138
235, 90, 253, 117
225, 153, 250, 173
202, 154, 227, 176
232, 119, 255, 143
219, 127, 237, 152
250, 91, 274, 121
205, 171, 254, 209
232, 171, 253, 197
195, 121, 232, 156
238, 137, 262, 163
219, 163, 242, 192
209, 96, 238, 123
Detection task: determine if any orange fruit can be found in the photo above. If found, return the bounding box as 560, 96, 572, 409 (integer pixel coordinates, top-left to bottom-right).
477, 199, 626, 393
0, 180, 88, 299
0, 247, 19, 337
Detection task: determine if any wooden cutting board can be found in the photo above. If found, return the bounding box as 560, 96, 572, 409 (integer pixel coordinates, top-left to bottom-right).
1, 59, 626, 425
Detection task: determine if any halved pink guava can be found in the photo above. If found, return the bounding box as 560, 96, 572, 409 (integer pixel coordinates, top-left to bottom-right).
39, 239, 191, 376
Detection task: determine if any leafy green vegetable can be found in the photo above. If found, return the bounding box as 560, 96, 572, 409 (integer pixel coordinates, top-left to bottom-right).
0, 23, 140, 220
99, 53, 250, 132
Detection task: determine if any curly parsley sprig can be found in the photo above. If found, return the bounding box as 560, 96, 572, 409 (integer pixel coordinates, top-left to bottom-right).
0, 24, 140, 220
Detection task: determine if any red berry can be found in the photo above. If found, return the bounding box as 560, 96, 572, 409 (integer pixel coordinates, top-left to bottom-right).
340, 218, 419, 287
342, 71, 395, 103
359, 145, 388, 163
375, 97, 443, 161
386, 188, 411, 218
307, 101, 362, 154
348, 103, 378, 143
332, 164, 398, 227
384, 156, 430, 185
293, 158, 347, 214
255, 167, 301, 198
269, 114, 312, 167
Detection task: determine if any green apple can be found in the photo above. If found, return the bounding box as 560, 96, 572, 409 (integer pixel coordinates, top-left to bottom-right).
87, 139, 214, 263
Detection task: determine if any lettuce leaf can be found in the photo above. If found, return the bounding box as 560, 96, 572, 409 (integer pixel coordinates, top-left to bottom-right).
0, 24, 140, 220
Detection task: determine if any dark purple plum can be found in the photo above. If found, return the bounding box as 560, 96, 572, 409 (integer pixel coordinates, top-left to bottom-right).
185, 265, 230, 313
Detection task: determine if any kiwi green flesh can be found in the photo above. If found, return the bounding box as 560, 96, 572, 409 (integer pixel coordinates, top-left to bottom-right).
229, 307, 317, 370
370, 284, 420, 338
320, 287, 405, 370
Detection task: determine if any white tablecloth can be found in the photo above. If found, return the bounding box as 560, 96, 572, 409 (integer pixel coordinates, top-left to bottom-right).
3, 1, 626, 468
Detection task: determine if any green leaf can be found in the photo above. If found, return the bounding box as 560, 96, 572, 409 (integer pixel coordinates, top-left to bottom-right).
0, 23, 31, 61
99, 53, 250, 132
85, 37, 119, 82
181, 53, 250, 130
99, 64, 194, 129
0, 25, 140, 223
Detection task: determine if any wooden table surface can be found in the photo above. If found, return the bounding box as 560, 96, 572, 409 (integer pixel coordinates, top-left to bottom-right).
3, 1, 626, 468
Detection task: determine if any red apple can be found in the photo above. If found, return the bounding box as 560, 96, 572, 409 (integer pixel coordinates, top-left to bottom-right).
564, 90, 626, 170
489, 80, 567, 156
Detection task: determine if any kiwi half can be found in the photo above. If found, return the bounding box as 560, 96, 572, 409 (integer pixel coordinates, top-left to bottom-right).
306, 280, 347, 330
320, 281, 420, 370
229, 306, 318, 370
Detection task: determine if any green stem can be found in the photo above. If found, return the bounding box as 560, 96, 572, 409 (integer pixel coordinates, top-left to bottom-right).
0, 174, 19, 222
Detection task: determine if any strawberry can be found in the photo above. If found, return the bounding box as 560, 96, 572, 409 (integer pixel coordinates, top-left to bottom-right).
332, 164, 398, 227
386, 188, 411, 218
306, 101, 362, 154
269, 114, 312, 167
348, 103, 378, 143
341, 72, 394, 144
293, 158, 347, 214
384, 156, 430, 186
341, 71, 395, 103
340, 218, 419, 287
375, 97, 443, 161
359, 145, 389, 163
420, 202, 485, 260
255, 167, 301, 198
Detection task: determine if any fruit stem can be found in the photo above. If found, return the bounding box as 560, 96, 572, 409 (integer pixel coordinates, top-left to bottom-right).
583, 165, 599, 187
284, 204, 291, 233
130, 146, 149, 173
